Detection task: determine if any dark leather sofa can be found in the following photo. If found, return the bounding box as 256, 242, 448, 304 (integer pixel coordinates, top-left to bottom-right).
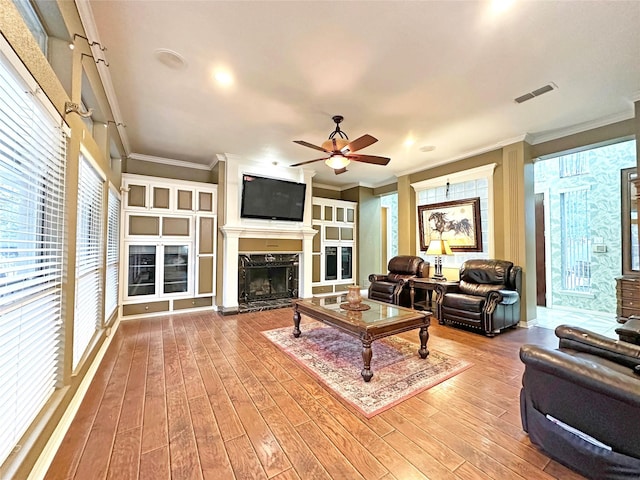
520, 325, 640, 479
368, 255, 429, 307
434, 259, 521, 336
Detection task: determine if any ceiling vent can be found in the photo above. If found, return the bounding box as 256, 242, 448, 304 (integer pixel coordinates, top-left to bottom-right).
514, 83, 557, 104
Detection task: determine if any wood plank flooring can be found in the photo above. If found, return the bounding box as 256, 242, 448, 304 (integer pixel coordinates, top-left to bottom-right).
44, 309, 587, 480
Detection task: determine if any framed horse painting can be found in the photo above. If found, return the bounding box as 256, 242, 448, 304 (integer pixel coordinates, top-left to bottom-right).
417, 197, 482, 252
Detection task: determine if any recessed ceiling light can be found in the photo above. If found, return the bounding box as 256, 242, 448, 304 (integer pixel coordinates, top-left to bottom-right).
491, 0, 515, 14
419, 145, 436, 152
214, 69, 234, 87
404, 137, 415, 148
154, 48, 187, 70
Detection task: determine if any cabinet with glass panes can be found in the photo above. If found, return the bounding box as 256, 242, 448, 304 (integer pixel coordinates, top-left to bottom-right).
125, 243, 191, 298
121, 174, 217, 318
310, 197, 357, 295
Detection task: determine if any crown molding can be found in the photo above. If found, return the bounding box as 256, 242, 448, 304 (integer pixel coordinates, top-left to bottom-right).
528, 110, 634, 145
312, 182, 347, 191
395, 134, 530, 179
128, 153, 211, 170
410, 163, 498, 191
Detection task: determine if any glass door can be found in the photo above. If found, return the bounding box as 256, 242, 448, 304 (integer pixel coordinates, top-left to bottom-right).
164, 245, 189, 294
128, 245, 156, 297
325, 246, 338, 280
341, 246, 353, 280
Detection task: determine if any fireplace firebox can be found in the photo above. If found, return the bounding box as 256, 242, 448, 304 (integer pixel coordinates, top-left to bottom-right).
238, 253, 299, 311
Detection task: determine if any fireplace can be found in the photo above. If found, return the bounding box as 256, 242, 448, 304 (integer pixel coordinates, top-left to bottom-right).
238, 253, 299, 311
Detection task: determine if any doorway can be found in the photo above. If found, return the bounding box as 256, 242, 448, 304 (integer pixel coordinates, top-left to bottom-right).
535, 192, 546, 307
533, 140, 636, 335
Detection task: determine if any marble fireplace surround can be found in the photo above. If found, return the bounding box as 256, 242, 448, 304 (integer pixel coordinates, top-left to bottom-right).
219, 154, 316, 314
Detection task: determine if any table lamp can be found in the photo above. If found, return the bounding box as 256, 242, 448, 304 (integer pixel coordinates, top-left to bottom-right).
426, 238, 452, 280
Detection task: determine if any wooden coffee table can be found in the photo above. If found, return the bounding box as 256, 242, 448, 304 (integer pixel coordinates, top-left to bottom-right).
292, 295, 431, 382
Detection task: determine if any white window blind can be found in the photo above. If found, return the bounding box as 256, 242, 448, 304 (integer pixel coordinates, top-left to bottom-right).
0, 53, 66, 466
104, 186, 120, 321
73, 155, 104, 370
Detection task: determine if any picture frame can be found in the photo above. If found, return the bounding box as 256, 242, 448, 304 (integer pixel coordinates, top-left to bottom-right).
418, 197, 482, 252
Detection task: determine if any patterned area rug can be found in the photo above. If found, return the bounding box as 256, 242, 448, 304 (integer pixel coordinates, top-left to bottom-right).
262, 324, 473, 418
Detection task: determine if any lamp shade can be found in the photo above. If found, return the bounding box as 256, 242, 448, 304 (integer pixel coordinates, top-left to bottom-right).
325, 155, 350, 169
426, 239, 452, 255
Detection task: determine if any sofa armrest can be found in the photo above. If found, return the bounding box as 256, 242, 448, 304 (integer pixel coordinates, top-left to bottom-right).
615, 318, 640, 345
497, 289, 519, 305
368, 274, 389, 283
520, 344, 640, 407
417, 261, 430, 278
434, 282, 460, 296
555, 325, 640, 369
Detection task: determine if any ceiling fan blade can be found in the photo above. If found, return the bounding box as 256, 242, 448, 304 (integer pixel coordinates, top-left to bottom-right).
341, 134, 378, 154
334, 167, 348, 175
293, 140, 329, 152
347, 154, 390, 166
290, 157, 327, 167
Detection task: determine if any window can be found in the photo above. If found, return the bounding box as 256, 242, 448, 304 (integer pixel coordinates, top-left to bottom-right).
11, 1, 48, 55
416, 175, 490, 265
381, 193, 398, 260
104, 186, 120, 322
559, 151, 589, 178
0, 51, 66, 466
560, 188, 591, 292
73, 154, 104, 370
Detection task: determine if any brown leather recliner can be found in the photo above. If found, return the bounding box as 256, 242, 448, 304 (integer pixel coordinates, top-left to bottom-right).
434, 259, 521, 336
520, 325, 640, 479
368, 255, 429, 307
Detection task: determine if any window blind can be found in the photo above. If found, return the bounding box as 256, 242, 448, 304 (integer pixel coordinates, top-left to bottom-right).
0, 52, 66, 466
104, 186, 120, 321
73, 155, 104, 370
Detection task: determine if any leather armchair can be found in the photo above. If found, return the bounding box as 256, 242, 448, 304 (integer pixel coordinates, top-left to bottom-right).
520, 325, 640, 479
434, 259, 521, 336
368, 255, 429, 307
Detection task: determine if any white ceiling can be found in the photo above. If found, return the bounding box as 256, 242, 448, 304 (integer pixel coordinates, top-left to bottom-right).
81, 0, 640, 188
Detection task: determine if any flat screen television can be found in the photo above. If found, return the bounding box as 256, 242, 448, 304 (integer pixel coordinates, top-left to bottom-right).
240, 174, 306, 222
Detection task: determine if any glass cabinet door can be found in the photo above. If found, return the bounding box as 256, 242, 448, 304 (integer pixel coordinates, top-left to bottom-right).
164, 245, 189, 293
128, 245, 156, 296
325, 246, 338, 280
341, 246, 352, 280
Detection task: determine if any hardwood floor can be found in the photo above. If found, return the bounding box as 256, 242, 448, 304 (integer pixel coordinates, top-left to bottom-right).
44, 309, 587, 480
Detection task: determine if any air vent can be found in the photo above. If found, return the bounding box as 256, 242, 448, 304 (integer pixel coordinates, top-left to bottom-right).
514, 83, 557, 103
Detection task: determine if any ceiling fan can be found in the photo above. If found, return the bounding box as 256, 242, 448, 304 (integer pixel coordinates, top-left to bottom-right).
290, 115, 390, 175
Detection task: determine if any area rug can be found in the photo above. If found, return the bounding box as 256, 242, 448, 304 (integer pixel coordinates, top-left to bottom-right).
261, 324, 473, 418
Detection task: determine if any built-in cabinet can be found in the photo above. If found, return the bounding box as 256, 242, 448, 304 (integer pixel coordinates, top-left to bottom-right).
311, 197, 357, 295
616, 169, 640, 324
121, 174, 217, 317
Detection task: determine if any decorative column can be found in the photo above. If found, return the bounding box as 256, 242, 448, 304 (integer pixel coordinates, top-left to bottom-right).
501, 141, 536, 328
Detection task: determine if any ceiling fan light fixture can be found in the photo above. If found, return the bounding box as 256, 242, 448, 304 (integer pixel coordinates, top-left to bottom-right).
322, 138, 349, 152
290, 115, 389, 171
325, 155, 350, 169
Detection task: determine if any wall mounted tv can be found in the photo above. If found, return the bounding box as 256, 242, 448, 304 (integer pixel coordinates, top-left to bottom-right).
240, 174, 306, 222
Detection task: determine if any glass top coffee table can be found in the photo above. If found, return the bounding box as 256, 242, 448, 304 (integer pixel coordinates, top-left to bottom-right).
292, 295, 431, 382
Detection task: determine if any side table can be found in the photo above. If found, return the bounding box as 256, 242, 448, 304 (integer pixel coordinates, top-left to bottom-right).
409, 277, 458, 310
